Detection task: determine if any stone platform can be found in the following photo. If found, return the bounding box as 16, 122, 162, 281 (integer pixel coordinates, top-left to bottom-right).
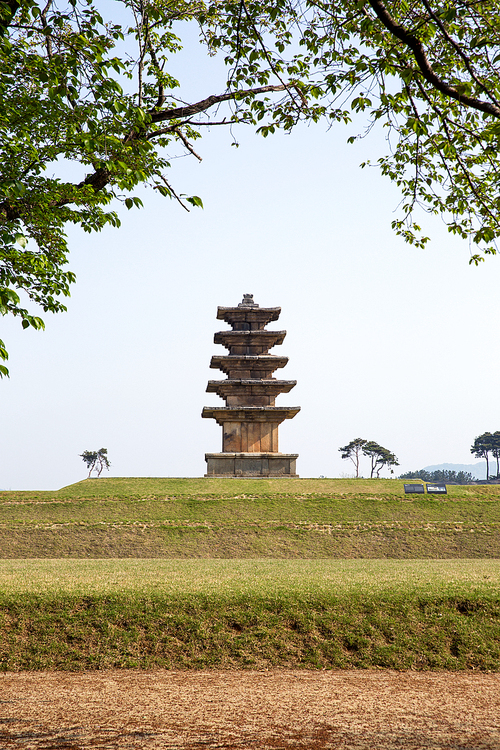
205, 452, 299, 477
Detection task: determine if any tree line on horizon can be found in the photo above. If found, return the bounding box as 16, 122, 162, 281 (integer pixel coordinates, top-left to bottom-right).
382, 431, 500, 484
399, 469, 474, 485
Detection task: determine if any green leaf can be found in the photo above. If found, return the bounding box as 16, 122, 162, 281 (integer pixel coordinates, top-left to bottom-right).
186, 195, 204, 209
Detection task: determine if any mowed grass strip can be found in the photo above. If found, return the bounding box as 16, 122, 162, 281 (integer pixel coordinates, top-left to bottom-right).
0, 559, 499, 671
1, 558, 498, 595
3, 476, 500, 503
1, 478, 499, 558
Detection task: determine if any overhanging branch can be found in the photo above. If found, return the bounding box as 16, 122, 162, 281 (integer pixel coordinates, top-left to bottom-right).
81, 85, 287, 195
150, 84, 286, 123
367, 0, 500, 118
1, 83, 289, 219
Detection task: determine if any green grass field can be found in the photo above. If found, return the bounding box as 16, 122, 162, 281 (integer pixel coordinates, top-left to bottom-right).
4, 476, 499, 500
0, 478, 498, 671
1, 477, 499, 558
0, 559, 499, 671
2, 557, 498, 595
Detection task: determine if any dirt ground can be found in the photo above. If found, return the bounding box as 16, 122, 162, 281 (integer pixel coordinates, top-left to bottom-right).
0, 669, 499, 749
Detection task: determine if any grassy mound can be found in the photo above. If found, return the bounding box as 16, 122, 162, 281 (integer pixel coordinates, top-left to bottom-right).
1, 559, 499, 671
5, 476, 500, 500
1, 478, 499, 558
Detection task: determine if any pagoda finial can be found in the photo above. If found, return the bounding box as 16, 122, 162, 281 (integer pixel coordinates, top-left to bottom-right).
238, 293, 258, 308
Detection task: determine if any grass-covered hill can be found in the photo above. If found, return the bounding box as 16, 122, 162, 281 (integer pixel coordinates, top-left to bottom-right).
0, 557, 498, 671
2, 477, 499, 558
1, 478, 499, 671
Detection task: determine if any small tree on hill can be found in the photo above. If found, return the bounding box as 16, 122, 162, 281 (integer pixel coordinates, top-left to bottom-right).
339, 438, 367, 478
471, 433, 494, 481
377, 448, 400, 478
80, 448, 110, 478
362, 441, 399, 478
491, 432, 500, 479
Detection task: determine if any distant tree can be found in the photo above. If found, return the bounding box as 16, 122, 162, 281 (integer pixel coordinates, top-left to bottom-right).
377, 448, 400, 478
400, 469, 432, 481
80, 448, 110, 478
339, 438, 367, 478
362, 441, 380, 478
362, 441, 399, 478
453, 471, 475, 485
491, 432, 500, 479
470, 433, 494, 481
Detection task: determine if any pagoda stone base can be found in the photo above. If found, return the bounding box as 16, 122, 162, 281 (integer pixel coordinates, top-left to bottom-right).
205, 452, 299, 478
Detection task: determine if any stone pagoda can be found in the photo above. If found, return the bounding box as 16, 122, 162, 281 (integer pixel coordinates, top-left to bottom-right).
202, 294, 300, 477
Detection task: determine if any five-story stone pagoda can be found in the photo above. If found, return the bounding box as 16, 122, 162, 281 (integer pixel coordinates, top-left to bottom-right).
202, 294, 300, 477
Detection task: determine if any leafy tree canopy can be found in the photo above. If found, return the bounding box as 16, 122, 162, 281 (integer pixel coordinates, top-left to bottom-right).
3, 0, 500, 374
470, 431, 500, 479
362, 440, 399, 477
339, 437, 367, 478
209, 0, 500, 258
80, 447, 110, 478
0, 0, 291, 374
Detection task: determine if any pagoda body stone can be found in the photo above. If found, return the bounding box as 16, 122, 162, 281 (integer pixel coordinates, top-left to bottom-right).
202, 294, 300, 477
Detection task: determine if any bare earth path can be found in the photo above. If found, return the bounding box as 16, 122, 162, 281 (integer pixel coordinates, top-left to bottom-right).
1, 670, 499, 749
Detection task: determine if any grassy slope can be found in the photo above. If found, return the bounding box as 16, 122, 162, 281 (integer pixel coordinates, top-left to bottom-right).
1, 559, 499, 671
1, 479, 499, 671
1, 477, 499, 558
5, 476, 499, 499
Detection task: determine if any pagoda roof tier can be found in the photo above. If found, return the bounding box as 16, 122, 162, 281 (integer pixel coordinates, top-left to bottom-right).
206, 379, 297, 407
214, 330, 286, 353
206, 380, 296, 396
217, 306, 281, 330
210, 355, 289, 377
202, 406, 300, 425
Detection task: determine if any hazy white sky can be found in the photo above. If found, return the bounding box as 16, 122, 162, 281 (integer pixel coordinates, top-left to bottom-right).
2, 20, 500, 489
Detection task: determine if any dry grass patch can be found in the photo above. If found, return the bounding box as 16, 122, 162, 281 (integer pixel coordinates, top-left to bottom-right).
0, 558, 498, 596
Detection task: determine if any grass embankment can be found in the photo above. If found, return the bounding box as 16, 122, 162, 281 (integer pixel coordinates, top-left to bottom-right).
1, 480, 498, 671
1, 478, 499, 558
0, 559, 499, 671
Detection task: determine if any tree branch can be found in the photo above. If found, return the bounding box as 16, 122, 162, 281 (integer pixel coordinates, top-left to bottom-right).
173, 129, 203, 161
78, 166, 111, 193
367, 0, 500, 118
154, 174, 190, 212
419, 0, 500, 109
150, 84, 286, 123
148, 118, 230, 139
1, 83, 289, 221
